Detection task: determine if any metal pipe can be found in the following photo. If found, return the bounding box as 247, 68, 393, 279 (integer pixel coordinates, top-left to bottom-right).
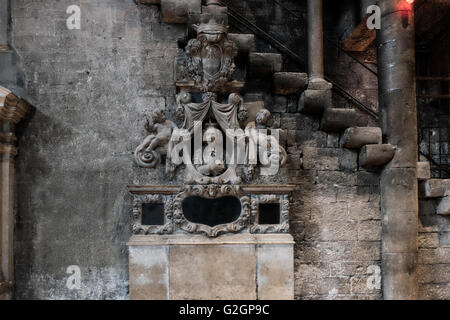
377, 0, 418, 300
307, 0, 324, 80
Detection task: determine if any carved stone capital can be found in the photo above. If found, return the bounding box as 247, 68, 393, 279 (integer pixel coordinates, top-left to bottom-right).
0, 86, 33, 124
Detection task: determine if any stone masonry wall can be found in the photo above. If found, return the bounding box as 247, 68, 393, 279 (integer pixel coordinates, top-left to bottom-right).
229, 0, 382, 299
11, 0, 382, 299
12, 0, 184, 299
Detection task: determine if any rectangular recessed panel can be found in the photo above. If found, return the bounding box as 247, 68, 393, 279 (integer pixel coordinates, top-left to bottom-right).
142, 203, 165, 225
258, 203, 281, 225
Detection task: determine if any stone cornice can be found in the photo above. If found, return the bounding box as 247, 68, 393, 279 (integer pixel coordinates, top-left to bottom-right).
0, 86, 33, 124
128, 184, 297, 194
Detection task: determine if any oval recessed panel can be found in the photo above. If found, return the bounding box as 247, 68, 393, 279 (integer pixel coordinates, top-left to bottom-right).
182, 196, 242, 227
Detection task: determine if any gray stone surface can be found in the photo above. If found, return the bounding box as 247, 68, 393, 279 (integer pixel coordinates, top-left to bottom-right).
321, 108, 357, 132
12, 0, 185, 300
6, 0, 431, 301
340, 127, 382, 149
273, 72, 308, 95
359, 144, 396, 171
248, 53, 282, 78
161, 0, 202, 24
127, 234, 294, 300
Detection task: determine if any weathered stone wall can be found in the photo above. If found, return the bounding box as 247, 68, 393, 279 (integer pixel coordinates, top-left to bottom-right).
229, 0, 382, 300
11, 0, 383, 299
12, 0, 184, 299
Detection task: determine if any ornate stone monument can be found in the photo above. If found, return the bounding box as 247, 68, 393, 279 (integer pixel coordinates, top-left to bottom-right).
128, 1, 294, 300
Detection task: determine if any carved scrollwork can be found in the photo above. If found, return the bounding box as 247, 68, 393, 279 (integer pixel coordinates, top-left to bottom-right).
173, 185, 251, 237
132, 194, 174, 235
250, 194, 290, 234
135, 109, 177, 169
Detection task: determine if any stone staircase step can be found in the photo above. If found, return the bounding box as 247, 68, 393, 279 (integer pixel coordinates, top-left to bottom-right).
298, 89, 332, 114
320, 108, 356, 132
272, 72, 308, 95
202, 3, 228, 15
248, 53, 282, 78
417, 162, 431, 181
228, 34, 256, 54
437, 192, 450, 215
359, 144, 395, 171
420, 179, 450, 198
340, 127, 382, 149
161, 0, 202, 24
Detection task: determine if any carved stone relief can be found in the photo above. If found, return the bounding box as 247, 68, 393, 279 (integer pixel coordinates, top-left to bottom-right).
130, 186, 292, 238
250, 194, 290, 234
132, 194, 174, 235
173, 185, 251, 237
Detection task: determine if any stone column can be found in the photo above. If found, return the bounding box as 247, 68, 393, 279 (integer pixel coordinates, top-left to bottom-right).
307, 0, 324, 82
0, 126, 16, 300
299, 0, 332, 114
0, 87, 32, 300
377, 0, 418, 300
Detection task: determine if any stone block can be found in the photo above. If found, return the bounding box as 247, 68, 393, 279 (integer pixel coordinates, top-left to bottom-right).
298, 89, 332, 114
437, 192, 450, 215
202, 4, 228, 15
248, 53, 282, 78
359, 144, 395, 171
129, 246, 169, 300
417, 162, 431, 181
272, 72, 308, 95
161, 0, 202, 24
340, 127, 382, 149
271, 95, 287, 112
418, 232, 439, 249
420, 179, 450, 198
228, 34, 255, 53
321, 108, 357, 132
128, 234, 294, 300
257, 244, 294, 300
170, 245, 257, 300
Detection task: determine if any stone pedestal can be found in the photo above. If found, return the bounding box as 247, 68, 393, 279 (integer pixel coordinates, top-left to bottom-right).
128, 233, 294, 300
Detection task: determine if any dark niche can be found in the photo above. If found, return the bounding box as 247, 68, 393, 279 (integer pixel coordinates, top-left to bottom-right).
182, 196, 242, 227
258, 203, 281, 225
142, 203, 165, 225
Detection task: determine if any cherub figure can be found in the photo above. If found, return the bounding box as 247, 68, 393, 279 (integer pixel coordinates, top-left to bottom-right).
135, 109, 177, 168
244, 109, 287, 177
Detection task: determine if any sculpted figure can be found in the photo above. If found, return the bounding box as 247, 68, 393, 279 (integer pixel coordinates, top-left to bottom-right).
135, 109, 176, 168
245, 109, 287, 176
